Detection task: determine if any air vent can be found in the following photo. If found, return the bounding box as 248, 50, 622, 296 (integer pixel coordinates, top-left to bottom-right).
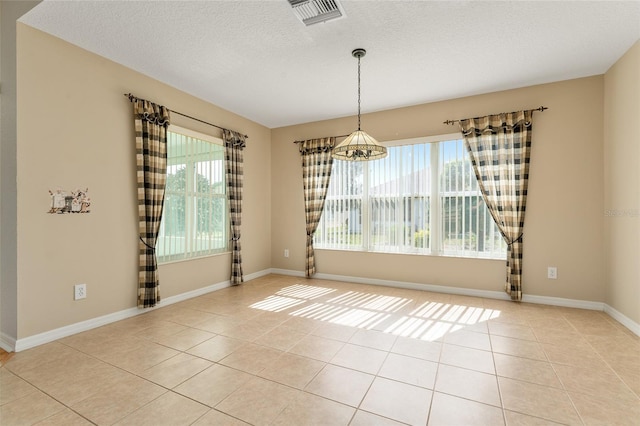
288, 0, 344, 26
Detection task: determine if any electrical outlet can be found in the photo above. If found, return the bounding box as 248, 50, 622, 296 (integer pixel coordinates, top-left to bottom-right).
547, 267, 558, 280
284, 249, 289, 258
74, 284, 87, 300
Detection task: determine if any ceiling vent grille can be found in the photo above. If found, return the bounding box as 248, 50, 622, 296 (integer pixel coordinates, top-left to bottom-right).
288, 0, 344, 26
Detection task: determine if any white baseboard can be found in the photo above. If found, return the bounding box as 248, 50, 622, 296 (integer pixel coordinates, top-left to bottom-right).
269, 268, 639, 336
317, 271, 512, 301
270, 268, 305, 278
14, 306, 142, 352
272, 268, 511, 300
243, 269, 273, 282
604, 304, 640, 337
521, 294, 604, 311
7, 268, 638, 351
0, 332, 16, 353
11, 269, 273, 352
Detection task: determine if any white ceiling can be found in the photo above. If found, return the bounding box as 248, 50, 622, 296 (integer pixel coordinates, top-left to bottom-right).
20, 1, 640, 128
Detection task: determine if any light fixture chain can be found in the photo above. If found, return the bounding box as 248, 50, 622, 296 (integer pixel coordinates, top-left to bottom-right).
357, 55, 361, 131
331, 48, 387, 161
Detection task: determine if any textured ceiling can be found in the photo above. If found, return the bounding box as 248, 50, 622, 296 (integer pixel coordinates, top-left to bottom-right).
20, 1, 640, 128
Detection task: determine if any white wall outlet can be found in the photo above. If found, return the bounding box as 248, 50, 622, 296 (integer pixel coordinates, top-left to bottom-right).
547, 267, 558, 279
284, 249, 290, 258
74, 283, 87, 300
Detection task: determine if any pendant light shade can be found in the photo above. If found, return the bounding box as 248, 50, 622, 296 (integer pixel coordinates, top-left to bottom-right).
332, 49, 387, 161
332, 130, 387, 161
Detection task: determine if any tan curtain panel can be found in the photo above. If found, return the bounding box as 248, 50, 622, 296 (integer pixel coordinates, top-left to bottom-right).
299, 137, 336, 277
134, 98, 171, 308
459, 110, 533, 301
223, 129, 246, 285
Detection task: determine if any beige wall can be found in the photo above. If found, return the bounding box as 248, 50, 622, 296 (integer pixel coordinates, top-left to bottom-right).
16, 25, 271, 338
11, 17, 634, 343
272, 76, 605, 302
604, 41, 640, 324
1, 1, 41, 346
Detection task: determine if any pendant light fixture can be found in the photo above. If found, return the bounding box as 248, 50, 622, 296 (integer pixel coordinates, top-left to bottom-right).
332, 48, 387, 161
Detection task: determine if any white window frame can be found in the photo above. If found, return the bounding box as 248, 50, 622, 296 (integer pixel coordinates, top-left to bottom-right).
315, 133, 506, 260
157, 125, 229, 264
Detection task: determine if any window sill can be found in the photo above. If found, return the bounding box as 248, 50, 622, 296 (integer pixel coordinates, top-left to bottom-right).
158, 250, 231, 266
314, 247, 506, 262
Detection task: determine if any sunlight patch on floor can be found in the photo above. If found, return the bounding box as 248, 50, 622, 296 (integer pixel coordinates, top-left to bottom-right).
249, 284, 501, 341
327, 291, 411, 312
291, 304, 390, 329
249, 295, 306, 312
275, 284, 335, 300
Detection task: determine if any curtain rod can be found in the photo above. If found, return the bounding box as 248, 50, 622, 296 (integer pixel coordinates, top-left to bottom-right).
443, 106, 548, 125
292, 105, 548, 143
293, 134, 349, 144
124, 93, 248, 139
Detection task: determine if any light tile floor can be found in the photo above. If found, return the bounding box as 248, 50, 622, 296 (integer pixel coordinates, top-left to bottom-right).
1, 274, 639, 425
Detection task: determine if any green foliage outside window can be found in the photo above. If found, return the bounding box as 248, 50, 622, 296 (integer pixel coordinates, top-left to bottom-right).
164, 167, 225, 237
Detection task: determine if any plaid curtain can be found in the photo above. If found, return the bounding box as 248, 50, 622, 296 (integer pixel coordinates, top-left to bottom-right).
134, 99, 170, 308
299, 137, 336, 277
459, 110, 533, 301
223, 130, 246, 285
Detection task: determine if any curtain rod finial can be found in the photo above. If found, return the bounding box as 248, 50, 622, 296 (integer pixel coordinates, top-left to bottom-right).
444, 106, 548, 125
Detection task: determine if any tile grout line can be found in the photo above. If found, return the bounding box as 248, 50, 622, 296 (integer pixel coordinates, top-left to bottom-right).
2, 348, 100, 425
424, 325, 447, 426
546, 310, 639, 424
487, 322, 509, 426
5, 275, 638, 425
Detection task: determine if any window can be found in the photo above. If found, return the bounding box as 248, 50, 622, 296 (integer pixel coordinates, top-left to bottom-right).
157, 126, 228, 263
314, 134, 506, 259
